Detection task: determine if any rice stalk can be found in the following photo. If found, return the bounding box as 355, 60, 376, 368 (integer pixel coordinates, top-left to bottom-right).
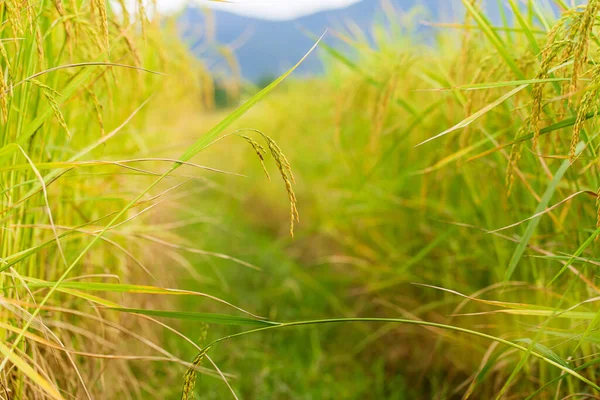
235, 129, 299, 236
29, 79, 71, 137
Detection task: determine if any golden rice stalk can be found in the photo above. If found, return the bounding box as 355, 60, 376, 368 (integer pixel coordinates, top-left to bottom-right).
119, 26, 142, 67
530, 11, 577, 148
240, 135, 271, 180
53, 1, 69, 29
30, 80, 71, 137
236, 130, 299, 236
506, 123, 528, 196
86, 87, 104, 135
570, 66, 600, 161
267, 137, 300, 236
571, 0, 599, 98
68, 0, 80, 49
53, 0, 74, 57
5, 1, 23, 36
138, 0, 148, 37
93, 0, 110, 53
23, 0, 35, 33
35, 27, 45, 69
181, 347, 209, 400
0, 41, 12, 78
0, 67, 8, 123
80, 21, 105, 53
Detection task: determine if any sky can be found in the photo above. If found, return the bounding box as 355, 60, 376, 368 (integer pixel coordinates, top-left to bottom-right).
152, 0, 362, 20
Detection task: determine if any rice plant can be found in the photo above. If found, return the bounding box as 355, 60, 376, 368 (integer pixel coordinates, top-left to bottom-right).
166, 1, 600, 398
8, 0, 600, 399
0, 1, 231, 398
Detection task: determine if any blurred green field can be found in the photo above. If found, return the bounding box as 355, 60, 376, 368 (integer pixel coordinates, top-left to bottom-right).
167, 1, 600, 398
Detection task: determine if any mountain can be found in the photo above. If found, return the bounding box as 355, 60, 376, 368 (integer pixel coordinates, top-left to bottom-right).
177, 1, 550, 82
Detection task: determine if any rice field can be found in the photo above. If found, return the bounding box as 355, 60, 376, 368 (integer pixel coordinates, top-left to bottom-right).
2, 0, 600, 399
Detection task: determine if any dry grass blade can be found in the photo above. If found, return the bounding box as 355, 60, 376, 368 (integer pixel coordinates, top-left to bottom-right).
415, 85, 527, 147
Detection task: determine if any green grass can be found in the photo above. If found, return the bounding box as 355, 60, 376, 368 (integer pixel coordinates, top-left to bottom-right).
161, 1, 600, 398
0, 1, 221, 398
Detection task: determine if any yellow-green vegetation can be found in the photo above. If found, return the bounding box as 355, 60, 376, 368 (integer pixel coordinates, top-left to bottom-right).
0, 1, 221, 398
0, 0, 318, 398
7, 0, 600, 399
164, 1, 600, 399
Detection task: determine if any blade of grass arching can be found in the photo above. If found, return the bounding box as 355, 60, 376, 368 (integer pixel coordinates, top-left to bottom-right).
468, 112, 598, 162
5, 62, 165, 95
109, 309, 277, 327
188, 318, 600, 392
529, 254, 600, 265
178, 32, 325, 162
423, 60, 572, 100
415, 84, 527, 147
21, 281, 219, 295
38, 288, 120, 309
531, 327, 600, 345
455, 308, 595, 319
421, 19, 547, 34
462, 0, 525, 79
489, 191, 594, 233
18, 280, 264, 318
417, 128, 509, 174
0, 34, 325, 374
423, 77, 572, 92
504, 142, 585, 282
0, 340, 62, 400
416, 284, 578, 314
0, 159, 240, 176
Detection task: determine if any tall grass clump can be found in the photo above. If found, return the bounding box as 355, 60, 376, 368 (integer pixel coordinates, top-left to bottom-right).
165, 1, 600, 398
0, 1, 235, 398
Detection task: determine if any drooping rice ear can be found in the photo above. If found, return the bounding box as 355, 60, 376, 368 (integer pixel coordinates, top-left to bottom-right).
571, 0, 600, 99
30, 80, 71, 138
93, 0, 110, 53
181, 347, 210, 400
